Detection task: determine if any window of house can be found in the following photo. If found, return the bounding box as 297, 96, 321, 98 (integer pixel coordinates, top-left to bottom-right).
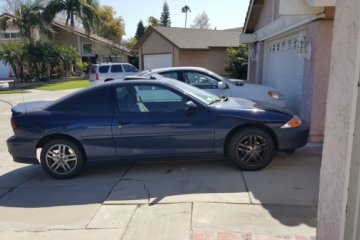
82, 43, 93, 54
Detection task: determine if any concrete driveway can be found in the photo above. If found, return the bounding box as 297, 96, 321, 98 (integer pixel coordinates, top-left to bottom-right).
0, 89, 321, 240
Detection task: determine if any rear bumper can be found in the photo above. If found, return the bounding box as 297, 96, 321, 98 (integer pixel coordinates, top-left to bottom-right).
274, 121, 310, 151
7, 136, 38, 164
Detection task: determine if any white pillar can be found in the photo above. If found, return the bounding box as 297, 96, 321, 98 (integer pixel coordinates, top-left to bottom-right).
317, 0, 360, 239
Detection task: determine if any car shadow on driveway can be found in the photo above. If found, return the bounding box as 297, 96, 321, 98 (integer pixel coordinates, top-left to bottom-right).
0, 144, 321, 229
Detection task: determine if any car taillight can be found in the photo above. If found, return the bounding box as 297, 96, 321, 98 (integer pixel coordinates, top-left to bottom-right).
11, 120, 16, 129
95, 73, 99, 80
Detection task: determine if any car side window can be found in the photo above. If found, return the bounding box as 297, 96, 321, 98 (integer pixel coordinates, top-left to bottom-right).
123, 64, 138, 72
115, 84, 185, 113
49, 86, 113, 113
160, 72, 179, 80
99, 66, 110, 73
111, 65, 123, 73
183, 72, 219, 89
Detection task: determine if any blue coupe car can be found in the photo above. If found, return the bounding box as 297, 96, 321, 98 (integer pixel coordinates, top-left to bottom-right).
7, 78, 309, 179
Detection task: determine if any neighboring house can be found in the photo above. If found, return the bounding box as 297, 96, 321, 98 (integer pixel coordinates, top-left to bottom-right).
136, 26, 242, 75
240, 0, 335, 142
0, 13, 132, 79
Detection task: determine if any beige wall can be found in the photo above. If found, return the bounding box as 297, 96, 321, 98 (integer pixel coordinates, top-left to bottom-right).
141, 32, 173, 55
317, 0, 360, 238
178, 48, 230, 75
303, 20, 334, 142
255, 0, 276, 31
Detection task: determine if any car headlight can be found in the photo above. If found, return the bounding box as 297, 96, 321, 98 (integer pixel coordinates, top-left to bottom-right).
268, 91, 285, 100
281, 115, 302, 128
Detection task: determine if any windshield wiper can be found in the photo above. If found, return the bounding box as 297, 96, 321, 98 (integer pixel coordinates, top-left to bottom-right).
220, 96, 229, 101
209, 98, 222, 105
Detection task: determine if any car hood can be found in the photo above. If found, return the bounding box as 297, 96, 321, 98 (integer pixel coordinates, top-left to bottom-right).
11, 101, 50, 115
214, 97, 294, 116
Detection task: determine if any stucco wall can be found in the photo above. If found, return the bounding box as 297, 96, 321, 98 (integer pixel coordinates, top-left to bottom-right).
141, 32, 173, 55
178, 48, 230, 76
303, 20, 334, 142
254, 0, 275, 31
317, 0, 360, 238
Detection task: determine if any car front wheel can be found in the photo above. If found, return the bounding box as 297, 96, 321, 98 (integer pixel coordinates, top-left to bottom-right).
40, 139, 86, 179
228, 128, 275, 171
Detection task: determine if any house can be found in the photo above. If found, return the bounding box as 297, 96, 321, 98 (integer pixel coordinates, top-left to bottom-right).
136, 26, 242, 75
0, 13, 132, 79
240, 0, 335, 142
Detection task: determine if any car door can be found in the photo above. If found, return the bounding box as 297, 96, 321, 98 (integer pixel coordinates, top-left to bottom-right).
111, 82, 215, 158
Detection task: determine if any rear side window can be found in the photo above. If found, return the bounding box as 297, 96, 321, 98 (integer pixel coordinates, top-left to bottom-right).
111, 65, 123, 73
123, 64, 138, 72
99, 66, 110, 73
160, 71, 179, 80
49, 86, 113, 113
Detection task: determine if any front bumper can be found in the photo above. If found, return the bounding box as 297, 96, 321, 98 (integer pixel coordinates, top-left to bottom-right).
7, 136, 39, 164
274, 120, 310, 151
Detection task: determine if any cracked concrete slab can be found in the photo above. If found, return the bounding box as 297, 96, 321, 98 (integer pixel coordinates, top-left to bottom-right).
106, 161, 250, 205
192, 202, 317, 236
87, 205, 137, 230
0, 165, 41, 188
0, 229, 123, 240
244, 151, 321, 206
0, 184, 112, 231
122, 203, 191, 240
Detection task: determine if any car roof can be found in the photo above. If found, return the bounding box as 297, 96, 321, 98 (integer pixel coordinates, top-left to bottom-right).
92, 63, 132, 66
145, 66, 208, 73
105, 76, 177, 86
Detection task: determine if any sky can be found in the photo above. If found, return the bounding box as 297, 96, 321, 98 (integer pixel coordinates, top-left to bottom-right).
99, 0, 250, 39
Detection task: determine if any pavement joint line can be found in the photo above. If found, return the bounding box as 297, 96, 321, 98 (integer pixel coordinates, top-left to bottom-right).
119, 204, 139, 240
85, 163, 136, 229
190, 202, 194, 236
0, 169, 42, 200
240, 169, 253, 204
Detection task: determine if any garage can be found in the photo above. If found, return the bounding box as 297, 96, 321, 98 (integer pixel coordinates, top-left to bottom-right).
263, 31, 305, 114
143, 53, 173, 70
0, 61, 12, 79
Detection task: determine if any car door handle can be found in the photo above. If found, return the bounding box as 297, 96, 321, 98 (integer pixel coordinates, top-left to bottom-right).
118, 121, 132, 128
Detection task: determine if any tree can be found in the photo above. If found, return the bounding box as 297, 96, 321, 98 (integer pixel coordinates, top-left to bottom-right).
160, 1, 171, 27
191, 11, 211, 29
0, 0, 53, 44
43, 0, 99, 35
181, 5, 190, 28
96, 5, 125, 42
0, 42, 27, 81
148, 16, 160, 27
225, 44, 248, 79
135, 20, 145, 40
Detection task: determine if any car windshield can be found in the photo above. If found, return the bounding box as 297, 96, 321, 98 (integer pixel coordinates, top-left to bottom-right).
167, 80, 221, 105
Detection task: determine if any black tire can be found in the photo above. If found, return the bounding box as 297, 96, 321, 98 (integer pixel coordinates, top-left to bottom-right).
40, 139, 86, 179
228, 128, 275, 171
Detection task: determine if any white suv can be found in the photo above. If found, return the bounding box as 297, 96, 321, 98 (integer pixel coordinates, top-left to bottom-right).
89, 63, 138, 85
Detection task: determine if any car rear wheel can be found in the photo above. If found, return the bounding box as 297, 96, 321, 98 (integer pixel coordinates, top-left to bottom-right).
40, 139, 85, 179
228, 128, 275, 171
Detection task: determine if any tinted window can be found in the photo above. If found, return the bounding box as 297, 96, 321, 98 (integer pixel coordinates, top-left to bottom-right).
99, 66, 110, 73
123, 64, 138, 72
111, 65, 123, 73
183, 71, 219, 89
160, 72, 179, 80
49, 86, 112, 113
115, 84, 185, 113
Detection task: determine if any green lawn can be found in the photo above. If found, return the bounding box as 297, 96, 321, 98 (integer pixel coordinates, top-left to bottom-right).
32, 80, 89, 90
0, 80, 89, 94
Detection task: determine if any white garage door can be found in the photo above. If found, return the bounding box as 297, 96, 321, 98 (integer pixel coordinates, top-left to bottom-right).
0, 61, 12, 79
143, 54, 172, 70
263, 31, 305, 114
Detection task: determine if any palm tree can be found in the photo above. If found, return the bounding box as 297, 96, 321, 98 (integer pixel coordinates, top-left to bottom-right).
0, 0, 53, 44
43, 0, 99, 35
181, 5, 190, 28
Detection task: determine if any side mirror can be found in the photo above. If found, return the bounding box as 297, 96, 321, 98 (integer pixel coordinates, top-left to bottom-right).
185, 101, 198, 112
218, 81, 227, 89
